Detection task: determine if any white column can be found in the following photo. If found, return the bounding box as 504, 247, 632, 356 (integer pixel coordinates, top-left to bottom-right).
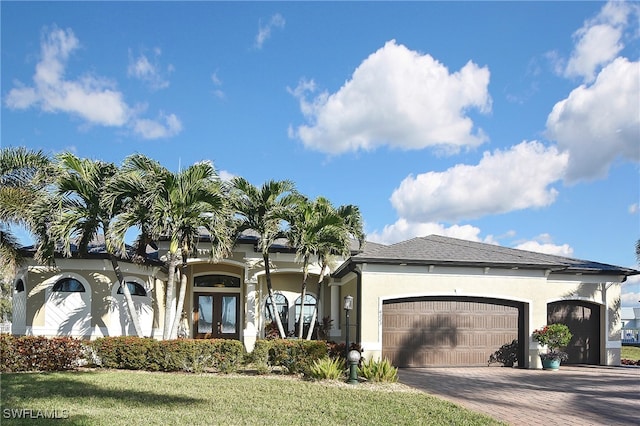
243, 277, 257, 352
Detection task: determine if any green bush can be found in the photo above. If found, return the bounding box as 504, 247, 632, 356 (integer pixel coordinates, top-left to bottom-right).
90, 336, 154, 370
358, 357, 398, 383
246, 339, 271, 374
268, 339, 328, 376
89, 337, 244, 373
209, 339, 244, 373
0, 335, 84, 372
309, 357, 345, 380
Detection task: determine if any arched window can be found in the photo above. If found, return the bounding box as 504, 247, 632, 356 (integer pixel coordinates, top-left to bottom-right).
117, 281, 147, 297
15, 279, 24, 293
52, 278, 85, 292
264, 293, 289, 333
194, 274, 240, 288
295, 294, 317, 325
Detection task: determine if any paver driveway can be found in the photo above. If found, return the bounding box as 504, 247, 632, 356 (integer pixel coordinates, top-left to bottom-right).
398, 366, 640, 425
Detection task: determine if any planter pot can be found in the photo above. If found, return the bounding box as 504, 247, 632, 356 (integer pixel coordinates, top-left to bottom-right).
541, 357, 561, 371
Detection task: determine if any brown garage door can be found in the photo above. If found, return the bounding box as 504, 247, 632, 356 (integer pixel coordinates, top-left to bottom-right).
382, 297, 522, 367
547, 300, 600, 365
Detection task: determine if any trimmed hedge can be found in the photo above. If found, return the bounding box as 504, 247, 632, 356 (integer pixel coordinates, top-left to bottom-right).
263, 339, 328, 375
89, 337, 245, 373
0, 335, 84, 372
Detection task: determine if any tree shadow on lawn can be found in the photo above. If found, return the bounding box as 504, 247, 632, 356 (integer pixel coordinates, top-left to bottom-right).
1, 371, 203, 410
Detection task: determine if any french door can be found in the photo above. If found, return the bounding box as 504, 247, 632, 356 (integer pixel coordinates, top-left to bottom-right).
193, 293, 240, 339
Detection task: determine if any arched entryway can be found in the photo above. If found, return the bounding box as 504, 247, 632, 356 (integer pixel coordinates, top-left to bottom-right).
547, 300, 601, 365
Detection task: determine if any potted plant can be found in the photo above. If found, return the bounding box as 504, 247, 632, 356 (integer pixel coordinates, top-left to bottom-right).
532, 323, 572, 370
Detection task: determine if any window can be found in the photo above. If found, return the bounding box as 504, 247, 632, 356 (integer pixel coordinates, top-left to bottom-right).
52, 278, 85, 292
264, 293, 289, 333
15, 279, 24, 293
194, 274, 240, 288
117, 281, 147, 297
294, 294, 317, 325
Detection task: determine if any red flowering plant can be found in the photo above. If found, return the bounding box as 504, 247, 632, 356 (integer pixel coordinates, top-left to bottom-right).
532, 323, 572, 362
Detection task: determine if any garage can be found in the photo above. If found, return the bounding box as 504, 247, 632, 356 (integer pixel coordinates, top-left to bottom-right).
382, 296, 524, 367
547, 300, 600, 364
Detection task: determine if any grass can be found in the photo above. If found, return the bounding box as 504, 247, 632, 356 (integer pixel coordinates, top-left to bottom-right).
621, 345, 640, 361
0, 369, 504, 425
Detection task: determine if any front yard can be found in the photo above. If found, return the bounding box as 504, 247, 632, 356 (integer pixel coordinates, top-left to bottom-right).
621, 345, 640, 362
1, 370, 503, 425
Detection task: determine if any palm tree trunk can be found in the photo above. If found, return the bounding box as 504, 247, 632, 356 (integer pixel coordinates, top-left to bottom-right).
297, 254, 310, 339
108, 253, 143, 337
306, 262, 328, 341
169, 263, 188, 339
164, 254, 178, 339
264, 253, 286, 338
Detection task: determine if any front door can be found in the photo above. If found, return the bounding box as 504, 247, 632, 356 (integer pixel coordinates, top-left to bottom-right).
193, 293, 240, 339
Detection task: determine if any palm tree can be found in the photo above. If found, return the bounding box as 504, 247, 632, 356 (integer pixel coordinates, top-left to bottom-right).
305, 202, 364, 340
286, 196, 347, 339
52, 153, 143, 336
120, 154, 234, 339
231, 177, 298, 339
0, 147, 56, 275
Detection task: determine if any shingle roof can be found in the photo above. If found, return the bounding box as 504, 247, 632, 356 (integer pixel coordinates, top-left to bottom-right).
334, 235, 639, 277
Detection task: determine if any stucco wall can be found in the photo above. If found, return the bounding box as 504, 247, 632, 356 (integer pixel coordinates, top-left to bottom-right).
21, 258, 162, 339
349, 263, 622, 369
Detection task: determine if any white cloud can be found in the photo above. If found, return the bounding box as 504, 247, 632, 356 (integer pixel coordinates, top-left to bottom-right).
132, 113, 182, 139
218, 170, 235, 182
127, 48, 172, 91
5, 27, 130, 126
211, 72, 225, 99
621, 273, 640, 307
368, 219, 486, 245
514, 234, 574, 257
629, 203, 639, 215
255, 13, 285, 49
564, 1, 634, 82
5, 26, 182, 140
546, 57, 640, 182
290, 40, 491, 155
390, 141, 568, 223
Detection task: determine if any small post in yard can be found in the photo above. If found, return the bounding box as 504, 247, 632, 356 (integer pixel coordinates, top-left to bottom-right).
344, 295, 353, 360
347, 349, 361, 384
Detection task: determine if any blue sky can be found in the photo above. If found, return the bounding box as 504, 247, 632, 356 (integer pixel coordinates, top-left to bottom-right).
2, 1, 639, 306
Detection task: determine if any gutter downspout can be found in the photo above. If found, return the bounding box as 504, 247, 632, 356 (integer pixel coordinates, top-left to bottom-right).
353, 264, 362, 344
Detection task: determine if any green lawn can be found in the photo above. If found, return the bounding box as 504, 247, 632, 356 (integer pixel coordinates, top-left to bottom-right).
622, 345, 640, 361
0, 370, 503, 425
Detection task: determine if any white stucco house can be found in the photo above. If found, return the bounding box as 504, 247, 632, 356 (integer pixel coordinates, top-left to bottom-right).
12, 234, 638, 369
621, 307, 640, 343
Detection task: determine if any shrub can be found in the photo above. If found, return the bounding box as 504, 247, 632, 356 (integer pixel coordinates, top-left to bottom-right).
247, 340, 271, 374
90, 336, 155, 370
488, 340, 518, 367
209, 339, 244, 373
268, 339, 328, 376
309, 357, 345, 380
0, 335, 84, 372
327, 341, 362, 362
532, 324, 572, 350
90, 337, 244, 373
358, 357, 398, 383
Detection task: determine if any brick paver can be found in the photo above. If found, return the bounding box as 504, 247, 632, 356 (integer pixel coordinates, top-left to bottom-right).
398, 366, 640, 425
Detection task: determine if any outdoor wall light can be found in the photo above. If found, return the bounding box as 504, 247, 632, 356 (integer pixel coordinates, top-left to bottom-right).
343, 295, 353, 311
347, 349, 361, 385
